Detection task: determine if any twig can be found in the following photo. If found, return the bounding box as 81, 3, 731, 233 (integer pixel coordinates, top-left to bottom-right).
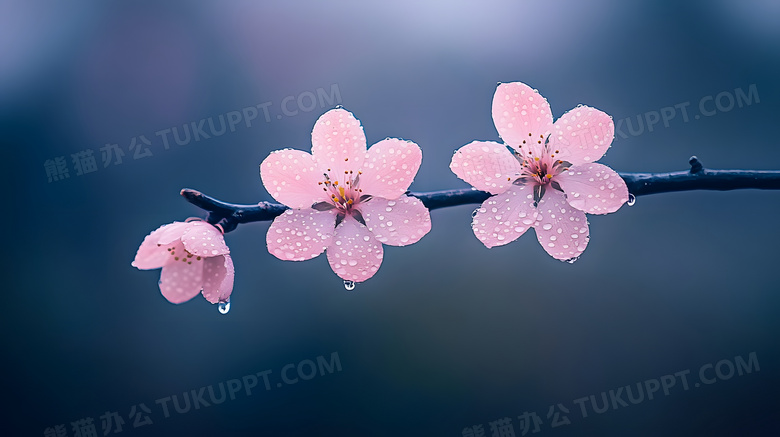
181, 157, 780, 233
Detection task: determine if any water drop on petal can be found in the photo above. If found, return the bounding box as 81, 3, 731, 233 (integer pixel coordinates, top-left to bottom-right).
343, 280, 356, 291
627, 193, 636, 206
218, 299, 231, 314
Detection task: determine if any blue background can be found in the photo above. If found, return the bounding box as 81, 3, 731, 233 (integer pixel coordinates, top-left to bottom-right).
2, 1, 779, 435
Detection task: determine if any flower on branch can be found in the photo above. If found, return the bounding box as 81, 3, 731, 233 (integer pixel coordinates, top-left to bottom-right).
260, 108, 431, 283
132, 221, 234, 304
450, 81, 628, 261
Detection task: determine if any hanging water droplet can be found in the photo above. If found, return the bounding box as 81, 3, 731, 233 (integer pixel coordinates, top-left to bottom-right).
471, 208, 479, 218
627, 193, 636, 206
343, 280, 355, 291
218, 300, 231, 314
564, 256, 580, 264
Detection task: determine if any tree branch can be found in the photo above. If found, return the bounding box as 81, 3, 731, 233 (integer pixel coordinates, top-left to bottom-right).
181, 157, 780, 233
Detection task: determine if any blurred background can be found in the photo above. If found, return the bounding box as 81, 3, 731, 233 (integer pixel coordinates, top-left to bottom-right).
2, 1, 779, 435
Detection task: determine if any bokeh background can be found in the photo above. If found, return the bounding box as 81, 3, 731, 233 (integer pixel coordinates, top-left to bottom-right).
2, 1, 779, 435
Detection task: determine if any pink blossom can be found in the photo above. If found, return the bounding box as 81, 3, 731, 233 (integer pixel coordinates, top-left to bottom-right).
260, 108, 431, 283
450, 82, 628, 261
132, 220, 234, 304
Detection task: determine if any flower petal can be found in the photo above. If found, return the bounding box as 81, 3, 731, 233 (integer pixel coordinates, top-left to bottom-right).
471, 183, 537, 248
157, 221, 191, 245
311, 108, 366, 177
181, 221, 230, 257
260, 149, 327, 209
267, 208, 336, 261
556, 163, 628, 214
158, 258, 204, 304
534, 190, 589, 261
492, 82, 553, 149
361, 195, 431, 246
326, 218, 383, 282
132, 223, 182, 270
450, 141, 523, 194
359, 138, 422, 199
201, 254, 234, 304
549, 106, 614, 165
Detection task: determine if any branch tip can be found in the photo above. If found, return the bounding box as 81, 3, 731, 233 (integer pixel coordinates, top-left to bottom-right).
689, 156, 704, 174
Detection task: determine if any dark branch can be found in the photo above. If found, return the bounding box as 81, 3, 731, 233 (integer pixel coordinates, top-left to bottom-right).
182, 157, 780, 233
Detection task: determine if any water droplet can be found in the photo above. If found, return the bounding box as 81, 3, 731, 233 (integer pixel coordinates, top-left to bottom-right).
343, 280, 356, 291
627, 193, 636, 206
218, 300, 231, 314
564, 256, 580, 264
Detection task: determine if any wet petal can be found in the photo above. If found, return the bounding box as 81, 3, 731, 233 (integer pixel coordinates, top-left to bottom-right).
156, 221, 191, 245
181, 221, 230, 257
311, 108, 366, 177
492, 82, 553, 150
201, 254, 234, 304
549, 106, 614, 165
359, 138, 422, 199
326, 218, 383, 282
556, 163, 628, 214
132, 222, 182, 269
471, 183, 537, 248
450, 141, 523, 194
534, 190, 589, 260
360, 195, 431, 246
267, 208, 336, 261
260, 148, 327, 208
159, 258, 204, 304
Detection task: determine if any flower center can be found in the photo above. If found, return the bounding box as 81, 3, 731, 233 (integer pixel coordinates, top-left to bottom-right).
318, 168, 364, 213
512, 134, 570, 186
164, 246, 202, 265
314, 166, 372, 225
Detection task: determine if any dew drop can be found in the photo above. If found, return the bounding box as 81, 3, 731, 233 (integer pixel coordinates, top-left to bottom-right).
471, 208, 479, 218
627, 193, 636, 206
564, 256, 580, 264
343, 280, 356, 291
218, 299, 231, 314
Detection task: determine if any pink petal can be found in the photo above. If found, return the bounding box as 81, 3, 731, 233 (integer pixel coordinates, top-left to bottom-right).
158, 256, 204, 304
556, 163, 628, 215
534, 190, 589, 261
492, 82, 553, 149
471, 183, 537, 248
360, 195, 431, 246
311, 108, 366, 178
267, 208, 336, 261
157, 221, 191, 245
359, 138, 422, 199
181, 221, 230, 257
132, 222, 181, 270
326, 218, 383, 282
201, 254, 234, 304
450, 141, 523, 194
549, 106, 614, 165
260, 149, 327, 209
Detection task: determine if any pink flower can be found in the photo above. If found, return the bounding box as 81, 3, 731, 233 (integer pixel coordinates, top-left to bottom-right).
450, 82, 628, 261
260, 108, 431, 283
132, 220, 234, 304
